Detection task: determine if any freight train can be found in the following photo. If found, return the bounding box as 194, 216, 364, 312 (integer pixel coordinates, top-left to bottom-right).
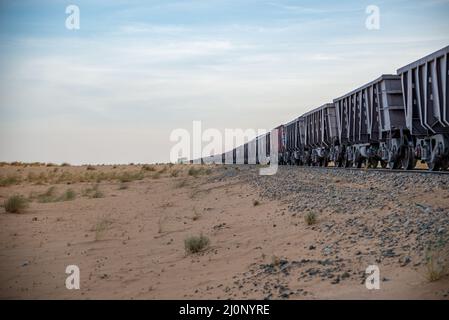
207, 45, 449, 171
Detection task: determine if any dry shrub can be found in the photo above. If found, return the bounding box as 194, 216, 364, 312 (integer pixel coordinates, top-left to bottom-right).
58, 189, 76, 201
184, 234, 210, 254
37, 186, 57, 203
119, 171, 144, 183
188, 166, 211, 177
142, 164, 156, 172
0, 175, 21, 187
304, 211, 317, 225
93, 217, 112, 241
425, 235, 449, 282
4, 195, 28, 213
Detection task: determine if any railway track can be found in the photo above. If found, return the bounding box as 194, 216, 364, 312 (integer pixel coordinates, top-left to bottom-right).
289, 165, 449, 175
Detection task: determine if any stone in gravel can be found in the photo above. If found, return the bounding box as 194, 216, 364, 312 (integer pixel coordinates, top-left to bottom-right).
331, 276, 340, 284
307, 268, 319, 276
318, 259, 333, 266
382, 249, 397, 258
415, 203, 432, 214
400, 256, 411, 267
323, 246, 333, 255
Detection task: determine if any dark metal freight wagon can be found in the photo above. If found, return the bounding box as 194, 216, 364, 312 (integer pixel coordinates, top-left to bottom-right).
397, 45, 449, 170
333, 75, 408, 169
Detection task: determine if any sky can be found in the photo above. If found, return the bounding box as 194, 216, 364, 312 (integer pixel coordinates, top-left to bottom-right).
0, 0, 448, 164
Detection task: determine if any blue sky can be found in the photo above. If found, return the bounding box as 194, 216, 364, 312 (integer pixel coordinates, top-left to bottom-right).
0, 0, 448, 164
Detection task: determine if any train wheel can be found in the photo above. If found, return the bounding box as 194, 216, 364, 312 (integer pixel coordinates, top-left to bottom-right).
338, 158, 344, 167
388, 161, 394, 169
427, 158, 440, 171
401, 146, 416, 170
355, 157, 364, 168
389, 160, 401, 169
380, 160, 388, 168
367, 158, 378, 168
388, 150, 401, 169
440, 159, 449, 171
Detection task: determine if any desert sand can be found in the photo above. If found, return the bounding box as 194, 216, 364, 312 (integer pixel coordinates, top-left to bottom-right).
0, 163, 448, 299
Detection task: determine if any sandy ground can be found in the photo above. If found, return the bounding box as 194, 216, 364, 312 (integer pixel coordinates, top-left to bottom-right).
0, 163, 448, 299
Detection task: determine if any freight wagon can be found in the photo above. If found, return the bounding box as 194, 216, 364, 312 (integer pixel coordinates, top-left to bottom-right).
398, 45, 449, 170
204, 45, 449, 171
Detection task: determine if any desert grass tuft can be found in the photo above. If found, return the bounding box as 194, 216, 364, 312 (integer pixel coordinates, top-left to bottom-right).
0, 175, 21, 187
188, 167, 200, 177
188, 166, 211, 177
142, 164, 156, 172
93, 217, 112, 241
4, 195, 28, 213
58, 189, 76, 201
92, 189, 104, 198
119, 171, 144, 183
425, 236, 449, 282
37, 186, 57, 203
184, 234, 210, 254
82, 184, 104, 198
304, 211, 317, 225
30, 172, 48, 185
